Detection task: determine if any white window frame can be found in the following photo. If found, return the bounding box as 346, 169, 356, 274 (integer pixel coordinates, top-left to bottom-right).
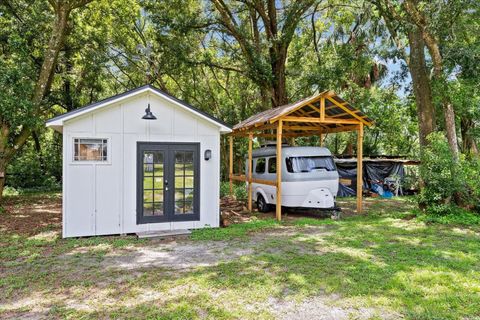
71, 137, 111, 165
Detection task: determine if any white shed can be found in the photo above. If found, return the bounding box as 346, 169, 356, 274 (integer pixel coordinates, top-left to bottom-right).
46, 85, 231, 238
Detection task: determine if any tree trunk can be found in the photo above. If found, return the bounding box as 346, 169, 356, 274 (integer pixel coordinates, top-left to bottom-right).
32, 131, 46, 175
461, 117, 479, 156
270, 47, 288, 107
0, 124, 9, 201
0, 2, 79, 203
443, 102, 459, 159
0, 158, 6, 200
32, 4, 70, 108
407, 29, 436, 148
403, 0, 459, 159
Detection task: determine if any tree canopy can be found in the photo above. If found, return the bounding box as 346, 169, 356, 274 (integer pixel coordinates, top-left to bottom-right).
0, 0, 479, 210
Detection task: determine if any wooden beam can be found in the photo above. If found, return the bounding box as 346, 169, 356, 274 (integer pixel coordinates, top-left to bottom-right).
283, 125, 358, 136
283, 125, 324, 131
234, 133, 276, 138
320, 97, 325, 121
253, 178, 276, 186
230, 174, 246, 182
328, 110, 361, 118
276, 120, 283, 221
248, 133, 253, 212
229, 136, 233, 196
232, 123, 275, 134
326, 97, 372, 126
234, 124, 359, 138
233, 118, 358, 138
356, 123, 364, 213
322, 118, 360, 124
282, 116, 359, 125
325, 102, 347, 111
229, 174, 276, 186
323, 124, 359, 134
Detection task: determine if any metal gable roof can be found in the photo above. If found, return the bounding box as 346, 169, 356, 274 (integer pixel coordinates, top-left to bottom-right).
46, 84, 232, 133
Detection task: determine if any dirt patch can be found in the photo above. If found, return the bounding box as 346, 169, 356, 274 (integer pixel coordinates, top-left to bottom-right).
0, 194, 62, 236
101, 239, 254, 271
270, 294, 401, 320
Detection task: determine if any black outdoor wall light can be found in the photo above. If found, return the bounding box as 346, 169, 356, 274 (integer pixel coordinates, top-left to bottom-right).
204, 149, 212, 161
142, 103, 157, 120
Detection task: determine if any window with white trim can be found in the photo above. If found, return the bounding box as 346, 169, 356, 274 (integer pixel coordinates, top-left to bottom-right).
73, 138, 108, 162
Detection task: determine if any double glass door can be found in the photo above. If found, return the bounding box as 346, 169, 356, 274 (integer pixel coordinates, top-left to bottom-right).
137, 142, 200, 224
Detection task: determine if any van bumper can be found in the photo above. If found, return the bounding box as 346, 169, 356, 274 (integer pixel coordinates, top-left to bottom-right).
282, 188, 336, 209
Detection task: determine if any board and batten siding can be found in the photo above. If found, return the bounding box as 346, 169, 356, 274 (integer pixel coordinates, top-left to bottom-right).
62, 93, 221, 237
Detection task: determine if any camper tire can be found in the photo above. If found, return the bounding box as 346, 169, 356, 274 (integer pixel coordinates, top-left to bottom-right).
256, 194, 271, 213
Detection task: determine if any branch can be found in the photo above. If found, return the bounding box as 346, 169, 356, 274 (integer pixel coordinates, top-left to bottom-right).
70, 0, 94, 10
211, 0, 256, 66
403, 0, 443, 76
192, 60, 244, 73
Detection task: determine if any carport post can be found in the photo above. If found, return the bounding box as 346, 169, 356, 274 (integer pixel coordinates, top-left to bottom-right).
319, 97, 325, 147
356, 123, 364, 213
276, 120, 283, 221
229, 135, 233, 196
247, 132, 253, 211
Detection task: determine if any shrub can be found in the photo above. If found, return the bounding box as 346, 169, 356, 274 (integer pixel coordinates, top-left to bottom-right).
419, 132, 480, 217
419, 133, 459, 206
220, 181, 230, 198
418, 206, 480, 225
220, 181, 248, 200
234, 182, 248, 200
6, 130, 62, 191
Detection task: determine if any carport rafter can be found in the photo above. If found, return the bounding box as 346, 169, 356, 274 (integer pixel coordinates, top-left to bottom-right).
229, 91, 373, 220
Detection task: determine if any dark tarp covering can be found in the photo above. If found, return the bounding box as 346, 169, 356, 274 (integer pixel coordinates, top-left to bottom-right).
335, 161, 405, 197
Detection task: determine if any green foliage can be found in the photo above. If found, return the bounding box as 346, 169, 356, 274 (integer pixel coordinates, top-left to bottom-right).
220, 181, 247, 200
219, 181, 230, 198
2, 186, 19, 197
6, 131, 61, 191
417, 207, 480, 225
419, 132, 480, 217
233, 182, 248, 200
419, 133, 459, 205
1, 0, 478, 209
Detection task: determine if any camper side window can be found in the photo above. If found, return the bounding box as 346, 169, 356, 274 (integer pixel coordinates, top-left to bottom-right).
268, 157, 276, 173
286, 156, 336, 173
73, 138, 108, 162
255, 158, 266, 174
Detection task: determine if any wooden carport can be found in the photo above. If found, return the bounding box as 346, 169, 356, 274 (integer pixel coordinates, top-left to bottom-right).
228, 91, 373, 220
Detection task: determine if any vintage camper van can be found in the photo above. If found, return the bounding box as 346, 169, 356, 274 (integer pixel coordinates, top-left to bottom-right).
248, 146, 339, 213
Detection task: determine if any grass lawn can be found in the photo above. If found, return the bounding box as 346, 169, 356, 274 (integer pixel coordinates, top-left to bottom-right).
1, 194, 479, 319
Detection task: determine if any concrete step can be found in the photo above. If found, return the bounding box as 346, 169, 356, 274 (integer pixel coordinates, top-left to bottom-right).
136, 229, 191, 239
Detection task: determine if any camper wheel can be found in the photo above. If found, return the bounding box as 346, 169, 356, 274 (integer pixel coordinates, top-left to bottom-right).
256, 194, 272, 213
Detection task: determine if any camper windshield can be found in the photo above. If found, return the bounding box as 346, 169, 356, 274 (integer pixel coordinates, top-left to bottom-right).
286, 156, 336, 173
